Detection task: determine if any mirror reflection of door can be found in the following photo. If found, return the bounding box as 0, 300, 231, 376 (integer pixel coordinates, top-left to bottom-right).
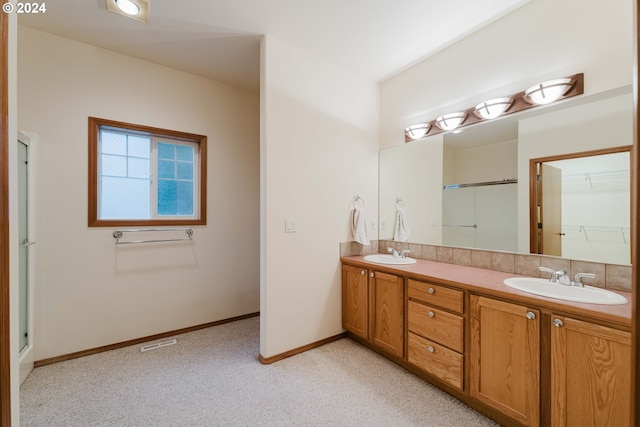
539, 163, 562, 256
531, 146, 631, 264
18, 138, 29, 353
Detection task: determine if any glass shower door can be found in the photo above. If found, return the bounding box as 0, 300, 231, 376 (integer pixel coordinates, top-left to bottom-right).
442, 182, 518, 252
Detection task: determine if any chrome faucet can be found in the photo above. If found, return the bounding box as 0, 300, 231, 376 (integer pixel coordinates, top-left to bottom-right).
387, 247, 410, 258
539, 266, 597, 287
572, 272, 597, 287
538, 266, 571, 285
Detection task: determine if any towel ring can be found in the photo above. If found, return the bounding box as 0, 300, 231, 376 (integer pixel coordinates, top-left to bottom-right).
395, 197, 405, 210
353, 195, 365, 208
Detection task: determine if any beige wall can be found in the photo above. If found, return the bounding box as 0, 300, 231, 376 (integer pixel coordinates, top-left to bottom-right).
380, 0, 632, 149
445, 140, 517, 184
260, 36, 378, 358
18, 27, 260, 360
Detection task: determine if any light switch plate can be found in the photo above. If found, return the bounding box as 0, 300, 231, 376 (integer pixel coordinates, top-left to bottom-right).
285, 218, 297, 233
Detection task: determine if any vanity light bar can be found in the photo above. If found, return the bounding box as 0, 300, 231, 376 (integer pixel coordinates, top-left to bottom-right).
404, 73, 584, 143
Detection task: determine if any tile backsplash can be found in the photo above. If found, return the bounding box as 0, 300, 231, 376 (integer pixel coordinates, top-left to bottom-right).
340, 239, 632, 292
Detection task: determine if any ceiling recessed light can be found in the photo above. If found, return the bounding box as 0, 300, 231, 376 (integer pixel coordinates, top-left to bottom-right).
116, 0, 140, 15
106, 0, 149, 23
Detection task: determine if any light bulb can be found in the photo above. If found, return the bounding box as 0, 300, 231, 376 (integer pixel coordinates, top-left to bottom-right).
524, 78, 572, 105
405, 123, 430, 140
436, 112, 466, 131
115, 0, 140, 15
474, 97, 512, 120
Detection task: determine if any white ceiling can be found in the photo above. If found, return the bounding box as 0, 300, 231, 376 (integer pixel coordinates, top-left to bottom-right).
19, 0, 529, 90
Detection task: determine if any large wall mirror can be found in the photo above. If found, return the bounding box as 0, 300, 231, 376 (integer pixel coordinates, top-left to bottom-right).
379, 85, 633, 265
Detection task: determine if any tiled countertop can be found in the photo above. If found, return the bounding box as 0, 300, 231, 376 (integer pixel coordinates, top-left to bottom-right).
341, 255, 632, 327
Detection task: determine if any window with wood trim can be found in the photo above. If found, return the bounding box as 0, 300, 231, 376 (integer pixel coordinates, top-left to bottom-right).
89, 117, 207, 226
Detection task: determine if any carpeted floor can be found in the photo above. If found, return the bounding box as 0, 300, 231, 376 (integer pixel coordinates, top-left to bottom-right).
20, 317, 497, 426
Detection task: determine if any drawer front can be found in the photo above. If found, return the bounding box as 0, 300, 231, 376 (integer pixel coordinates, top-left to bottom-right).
408, 279, 464, 314
408, 300, 464, 352
408, 332, 463, 391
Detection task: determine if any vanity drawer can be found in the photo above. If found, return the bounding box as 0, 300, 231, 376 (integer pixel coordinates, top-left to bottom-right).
408, 279, 464, 314
408, 332, 463, 391
408, 300, 464, 352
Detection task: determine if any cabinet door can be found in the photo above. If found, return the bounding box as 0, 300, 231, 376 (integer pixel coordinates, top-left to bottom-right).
342, 264, 369, 339
371, 271, 404, 357
470, 296, 540, 427
550, 316, 630, 427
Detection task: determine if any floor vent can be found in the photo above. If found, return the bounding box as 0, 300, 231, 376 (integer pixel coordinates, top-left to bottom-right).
140, 339, 177, 352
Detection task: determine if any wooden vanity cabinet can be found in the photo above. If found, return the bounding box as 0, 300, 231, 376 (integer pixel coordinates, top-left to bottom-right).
341, 264, 404, 358
342, 261, 632, 427
550, 315, 631, 427
407, 279, 465, 391
342, 264, 369, 339
371, 271, 404, 357
470, 295, 540, 427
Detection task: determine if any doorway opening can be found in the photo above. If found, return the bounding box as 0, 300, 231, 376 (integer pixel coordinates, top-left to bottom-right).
530, 145, 631, 264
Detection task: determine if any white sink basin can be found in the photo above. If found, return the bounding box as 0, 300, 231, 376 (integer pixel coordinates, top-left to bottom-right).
503, 277, 627, 305
364, 254, 417, 265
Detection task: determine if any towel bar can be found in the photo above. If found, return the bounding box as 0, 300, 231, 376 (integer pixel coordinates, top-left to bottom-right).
352, 195, 365, 208
113, 228, 194, 245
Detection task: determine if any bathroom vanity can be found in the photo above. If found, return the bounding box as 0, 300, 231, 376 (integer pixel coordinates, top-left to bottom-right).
341, 255, 631, 427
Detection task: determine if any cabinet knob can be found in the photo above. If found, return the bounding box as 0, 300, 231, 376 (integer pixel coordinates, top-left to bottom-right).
428, 311, 435, 318
553, 319, 564, 328
360, 270, 366, 275
526, 311, 536, 320
427, 345, 435, 353
370, 272, 374, 278
428, 287, 435, 294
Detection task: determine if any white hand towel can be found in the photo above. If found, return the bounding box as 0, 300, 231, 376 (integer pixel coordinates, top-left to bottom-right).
351, 207, 370, 245
394, 207, 410, 242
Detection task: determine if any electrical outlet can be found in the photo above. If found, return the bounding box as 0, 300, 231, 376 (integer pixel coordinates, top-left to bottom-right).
368, 219, 376, 231
380, 219, 386, 230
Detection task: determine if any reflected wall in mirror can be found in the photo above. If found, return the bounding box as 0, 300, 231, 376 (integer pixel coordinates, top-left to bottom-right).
530, 146, 631, 265
379, 85, 633, 265
441, 128, 518, 252
379, 133, 443, 245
